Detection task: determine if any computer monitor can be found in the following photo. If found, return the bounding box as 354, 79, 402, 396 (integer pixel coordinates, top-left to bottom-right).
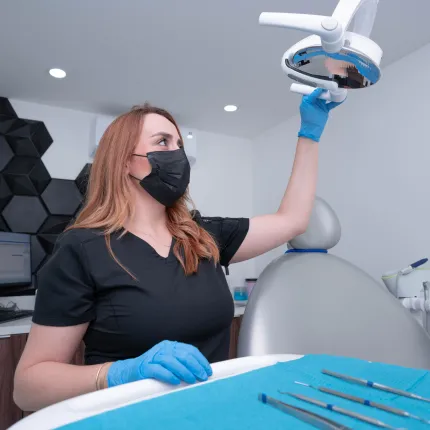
0, 232, 32, 287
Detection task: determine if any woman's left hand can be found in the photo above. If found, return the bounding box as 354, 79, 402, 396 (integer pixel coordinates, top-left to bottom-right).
230, 87, 345, 264
107, 340, 213, 387
298, 88, 344, 142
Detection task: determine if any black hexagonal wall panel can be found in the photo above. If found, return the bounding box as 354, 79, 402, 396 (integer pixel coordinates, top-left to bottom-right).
39, 215, 73, 234
75, 163, 92, 196
0, 174, 12, 212
37, 234, 59, 255
0, 97, 17, 118
0, 215, 9, 231
41, 179, 83, 216
0, 96, 92, 286
0, 118, 17, 135
3, 156, 51, 196
0, 136, 14, 171
30, 235, 46, 273
37, 217, 74, 257
2, 196, 48, 233
6, 119, 53, 158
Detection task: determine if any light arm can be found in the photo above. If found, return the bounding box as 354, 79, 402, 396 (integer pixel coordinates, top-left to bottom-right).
259, 13, 333, 36
259, 0, 378, 53
349, 0, 379, 37
259, 12, 343, 53
332, 0, 365, 30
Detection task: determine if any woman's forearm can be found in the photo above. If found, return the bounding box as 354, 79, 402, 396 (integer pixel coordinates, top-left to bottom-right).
14, 361, 111, 412
230, 137, 318, 263
277, 137, 318, 229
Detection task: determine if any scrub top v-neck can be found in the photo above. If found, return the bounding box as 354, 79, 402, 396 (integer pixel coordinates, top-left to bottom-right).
127, 230, 174, 260
33, 212, 249, 365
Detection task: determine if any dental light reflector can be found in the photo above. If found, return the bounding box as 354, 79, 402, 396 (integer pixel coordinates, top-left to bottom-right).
259, 0, 383, 103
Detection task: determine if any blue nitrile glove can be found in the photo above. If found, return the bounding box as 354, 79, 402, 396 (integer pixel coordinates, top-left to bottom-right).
298, 88, 344, 142
107, 340, 213, 387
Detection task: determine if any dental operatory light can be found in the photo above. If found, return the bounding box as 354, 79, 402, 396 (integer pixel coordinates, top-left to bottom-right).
259, 0, 383, 103
49, 68, 67, 79
224, 105, 238, 112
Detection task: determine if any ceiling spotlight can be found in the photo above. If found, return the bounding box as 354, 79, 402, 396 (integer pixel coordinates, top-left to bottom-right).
49, 68, 66, 79
224, 105, 237, 112
187, 132, 193, 139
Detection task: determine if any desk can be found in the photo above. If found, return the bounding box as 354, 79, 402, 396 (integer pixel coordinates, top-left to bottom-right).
9, 355, 301, 430
0, 318, 32, 337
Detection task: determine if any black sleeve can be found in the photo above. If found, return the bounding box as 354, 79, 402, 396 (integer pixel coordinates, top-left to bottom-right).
33, 231, 96, 326
192, 210, 250, 267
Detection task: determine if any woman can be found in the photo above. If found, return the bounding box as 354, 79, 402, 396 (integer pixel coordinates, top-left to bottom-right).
14, 88, 342, 411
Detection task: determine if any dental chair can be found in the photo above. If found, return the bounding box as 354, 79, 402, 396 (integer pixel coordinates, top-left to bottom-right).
237, 197, 430, 369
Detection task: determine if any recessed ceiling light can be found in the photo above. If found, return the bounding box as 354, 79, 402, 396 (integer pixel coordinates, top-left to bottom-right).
224, 105, 237, 112
187, 132, 193, 139
49, 68, 66, 79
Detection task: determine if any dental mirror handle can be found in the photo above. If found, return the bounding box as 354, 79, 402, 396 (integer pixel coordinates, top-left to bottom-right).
290, 84, 347, 103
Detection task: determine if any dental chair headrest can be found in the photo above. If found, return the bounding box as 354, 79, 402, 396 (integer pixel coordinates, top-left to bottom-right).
288, 197, 341, 250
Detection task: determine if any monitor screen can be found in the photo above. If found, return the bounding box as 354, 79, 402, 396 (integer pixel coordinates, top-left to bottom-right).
0, 232, 31, 287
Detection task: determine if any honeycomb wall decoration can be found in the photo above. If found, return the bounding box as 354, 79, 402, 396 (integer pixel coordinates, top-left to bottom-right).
0, 97, 92, 281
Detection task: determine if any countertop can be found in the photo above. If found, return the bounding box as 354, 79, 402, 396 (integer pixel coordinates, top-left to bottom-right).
0, 296, 35, 337
0, 317, 33, 337
0, 305, 246, 337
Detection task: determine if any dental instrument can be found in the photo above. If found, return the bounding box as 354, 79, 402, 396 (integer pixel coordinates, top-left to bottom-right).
258, 393, 351, 429
290, 381, 430, 425
382, 258, 429, 298
323, 369, 430, 403
259, 0, 383, 103
283, 392, 404, 429
382, 259, 430, 334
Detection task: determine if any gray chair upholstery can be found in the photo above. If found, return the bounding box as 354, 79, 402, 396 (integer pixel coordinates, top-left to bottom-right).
238, 198, 430, 369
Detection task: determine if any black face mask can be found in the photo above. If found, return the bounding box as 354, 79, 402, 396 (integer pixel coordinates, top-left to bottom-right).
131, 148, 190, 207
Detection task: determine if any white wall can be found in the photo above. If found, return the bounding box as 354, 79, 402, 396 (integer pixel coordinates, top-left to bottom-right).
189, 131, 255, 286
252, 43, 430, 281
9, 100, 256, 286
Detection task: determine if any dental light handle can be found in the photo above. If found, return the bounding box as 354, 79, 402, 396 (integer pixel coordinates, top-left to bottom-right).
291, 84, 348, 103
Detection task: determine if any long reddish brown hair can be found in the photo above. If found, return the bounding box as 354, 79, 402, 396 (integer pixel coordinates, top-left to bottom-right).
69, 104, 220, 276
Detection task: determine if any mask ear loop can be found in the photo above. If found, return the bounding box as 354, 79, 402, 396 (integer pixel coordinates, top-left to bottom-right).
129, 153, 149, 181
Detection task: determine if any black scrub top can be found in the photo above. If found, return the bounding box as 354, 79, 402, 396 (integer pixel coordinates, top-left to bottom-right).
33, 212, 249, 365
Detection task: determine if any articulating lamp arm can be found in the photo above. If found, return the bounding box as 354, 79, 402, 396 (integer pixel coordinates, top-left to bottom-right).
348, 0, 379, 38
259, 0, 379, 53
259, 12, 344, 53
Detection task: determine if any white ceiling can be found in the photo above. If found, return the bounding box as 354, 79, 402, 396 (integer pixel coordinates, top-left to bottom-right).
1, 0, 429, 138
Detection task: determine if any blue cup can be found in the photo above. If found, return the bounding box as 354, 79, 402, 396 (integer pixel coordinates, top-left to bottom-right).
234, 287, 248, 301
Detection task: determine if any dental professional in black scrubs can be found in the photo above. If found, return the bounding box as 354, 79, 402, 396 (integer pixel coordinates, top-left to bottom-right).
14, 88, 342, 411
